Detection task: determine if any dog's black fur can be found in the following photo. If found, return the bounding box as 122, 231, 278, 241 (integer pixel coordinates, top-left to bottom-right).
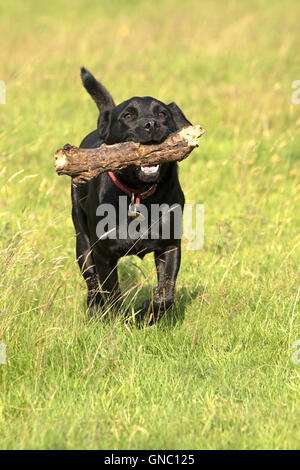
71, 67, 191, 321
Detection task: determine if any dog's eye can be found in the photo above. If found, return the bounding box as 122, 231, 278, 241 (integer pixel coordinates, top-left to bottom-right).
123, 113, 133, 121
158, 111, 167, 119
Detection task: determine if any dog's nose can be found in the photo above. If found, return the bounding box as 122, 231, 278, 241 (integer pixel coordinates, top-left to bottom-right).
144, 119, 158, 131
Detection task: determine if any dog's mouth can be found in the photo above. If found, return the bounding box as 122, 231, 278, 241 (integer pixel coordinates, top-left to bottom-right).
135, 163, 161, 183
138, 138, 164, 178
140, 164, 160, 175
125, 134, 168, 182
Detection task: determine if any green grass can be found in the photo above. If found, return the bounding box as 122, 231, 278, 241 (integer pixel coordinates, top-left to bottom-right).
0, 0, 300, 450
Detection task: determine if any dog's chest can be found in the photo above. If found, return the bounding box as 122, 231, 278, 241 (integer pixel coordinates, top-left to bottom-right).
80, 174, 184, 261
89, 202, 181, 260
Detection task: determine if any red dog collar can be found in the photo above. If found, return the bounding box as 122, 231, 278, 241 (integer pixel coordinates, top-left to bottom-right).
108, 171, 157, 206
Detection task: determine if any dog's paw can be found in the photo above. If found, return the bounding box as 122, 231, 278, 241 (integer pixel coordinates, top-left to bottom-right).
133, 300, 154, 325
87, 294, 124, 322
88, 301, 104, 319
133, 297, 174, 326
87, 292, 106, 319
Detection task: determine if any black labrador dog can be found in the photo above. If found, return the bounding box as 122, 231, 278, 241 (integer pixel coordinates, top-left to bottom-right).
71, 67, 191, 321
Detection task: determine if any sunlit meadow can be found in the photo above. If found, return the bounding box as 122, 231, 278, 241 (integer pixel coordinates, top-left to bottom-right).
0, 0, 299, 449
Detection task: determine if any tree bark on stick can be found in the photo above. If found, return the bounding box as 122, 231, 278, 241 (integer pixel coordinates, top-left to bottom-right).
54, 125, 205, 185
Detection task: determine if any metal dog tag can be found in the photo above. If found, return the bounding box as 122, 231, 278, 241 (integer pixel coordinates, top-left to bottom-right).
128, 194, 145, 221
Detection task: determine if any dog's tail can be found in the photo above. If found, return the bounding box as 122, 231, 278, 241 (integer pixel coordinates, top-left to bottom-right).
80, 67, 115, 110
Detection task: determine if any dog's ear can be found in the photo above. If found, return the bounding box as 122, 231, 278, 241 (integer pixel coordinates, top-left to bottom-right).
81, 67, 115, 110
97, 107, 113, 142
167, 102, 192, 130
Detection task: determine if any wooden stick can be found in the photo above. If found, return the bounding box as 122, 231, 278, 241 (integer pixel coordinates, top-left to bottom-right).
54, 125, 205, 185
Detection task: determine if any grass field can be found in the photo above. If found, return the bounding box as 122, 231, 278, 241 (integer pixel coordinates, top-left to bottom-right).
0, 0, 299, 450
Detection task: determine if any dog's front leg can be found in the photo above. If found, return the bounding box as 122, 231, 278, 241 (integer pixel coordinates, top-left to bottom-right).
136, 244, 181, 323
